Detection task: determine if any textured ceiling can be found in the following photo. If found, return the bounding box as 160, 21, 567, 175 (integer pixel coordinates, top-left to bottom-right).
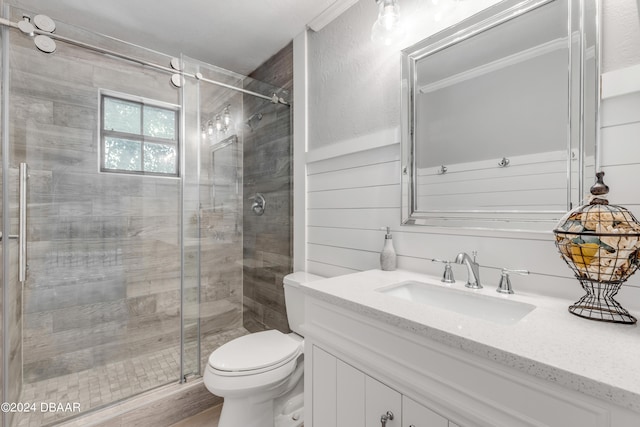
8, 0, 340, 75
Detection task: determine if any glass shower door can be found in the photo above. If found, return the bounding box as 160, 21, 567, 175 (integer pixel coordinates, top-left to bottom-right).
2, 6, 185, 426
181, 56, 247, 378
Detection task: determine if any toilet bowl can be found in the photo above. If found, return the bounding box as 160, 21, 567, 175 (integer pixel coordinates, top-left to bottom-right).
204, 272, 324, 427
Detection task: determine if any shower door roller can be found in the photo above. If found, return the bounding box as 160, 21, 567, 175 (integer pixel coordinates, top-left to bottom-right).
248, 193, 266, 216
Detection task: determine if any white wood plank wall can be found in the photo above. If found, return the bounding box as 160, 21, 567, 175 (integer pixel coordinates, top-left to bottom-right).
306, 84, 640, 311
416, 151, 570, 211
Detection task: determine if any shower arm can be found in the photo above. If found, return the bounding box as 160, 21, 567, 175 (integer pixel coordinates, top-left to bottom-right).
0, 16, 290, 106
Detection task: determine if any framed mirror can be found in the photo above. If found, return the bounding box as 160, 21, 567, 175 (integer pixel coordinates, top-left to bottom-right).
401, 0, 599, 231
209, 134, 239, 211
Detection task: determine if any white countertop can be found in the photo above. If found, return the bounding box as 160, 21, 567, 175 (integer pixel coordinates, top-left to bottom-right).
300, 269, 640, 412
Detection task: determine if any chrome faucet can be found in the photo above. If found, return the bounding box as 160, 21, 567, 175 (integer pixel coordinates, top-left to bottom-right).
455, 251, 482, 289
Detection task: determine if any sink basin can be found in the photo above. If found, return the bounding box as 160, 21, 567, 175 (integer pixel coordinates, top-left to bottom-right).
377, 280, 535, 325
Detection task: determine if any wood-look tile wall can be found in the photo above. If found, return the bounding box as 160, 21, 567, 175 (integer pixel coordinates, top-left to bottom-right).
242, 43, 294, 333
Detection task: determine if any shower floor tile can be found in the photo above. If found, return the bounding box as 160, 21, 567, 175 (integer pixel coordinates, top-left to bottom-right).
12, 327, 249, 427
12, 345, 180, 427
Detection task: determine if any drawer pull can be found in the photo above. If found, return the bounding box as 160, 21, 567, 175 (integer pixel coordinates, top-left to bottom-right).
380, 410, 394, 426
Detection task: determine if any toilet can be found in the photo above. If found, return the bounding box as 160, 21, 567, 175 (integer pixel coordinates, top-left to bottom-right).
204, 271, 324, 427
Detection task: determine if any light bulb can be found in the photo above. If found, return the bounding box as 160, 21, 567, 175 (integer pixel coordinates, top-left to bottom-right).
207, 121, 214, 136
215, 115, 223, 132
223, 107, 231, 127
371, 0, 404, 46
381, 4, 398, 30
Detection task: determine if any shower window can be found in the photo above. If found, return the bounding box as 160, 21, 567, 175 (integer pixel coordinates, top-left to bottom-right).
100, 92, 180, 176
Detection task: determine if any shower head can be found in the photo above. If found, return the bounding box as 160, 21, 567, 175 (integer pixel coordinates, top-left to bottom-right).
245, 112, 263, 131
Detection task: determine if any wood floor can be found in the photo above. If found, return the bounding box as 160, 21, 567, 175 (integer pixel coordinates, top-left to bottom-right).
169, 405, 221, 427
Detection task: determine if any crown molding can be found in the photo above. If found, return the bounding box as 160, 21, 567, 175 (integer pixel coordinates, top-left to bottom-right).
307, 0, 360, 32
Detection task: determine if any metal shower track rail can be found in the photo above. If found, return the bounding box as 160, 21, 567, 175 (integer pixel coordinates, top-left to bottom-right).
0, 15, 290, 105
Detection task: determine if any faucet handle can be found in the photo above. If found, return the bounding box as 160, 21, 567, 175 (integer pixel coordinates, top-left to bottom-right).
432, 259, 455, 283
442, 262, 455, 283
497, 268, 529, 294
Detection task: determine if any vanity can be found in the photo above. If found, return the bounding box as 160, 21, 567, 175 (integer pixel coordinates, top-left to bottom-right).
300, 270, 640, 426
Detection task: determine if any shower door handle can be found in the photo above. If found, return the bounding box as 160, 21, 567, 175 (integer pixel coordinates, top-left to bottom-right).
18, 162, 27, 283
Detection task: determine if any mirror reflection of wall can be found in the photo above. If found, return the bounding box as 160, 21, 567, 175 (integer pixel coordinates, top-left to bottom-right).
402, 0, 599, 229
417, 0, 567, 167
199, 134, 241, 242
416, 0, 569, 212
210, 135, 240, 212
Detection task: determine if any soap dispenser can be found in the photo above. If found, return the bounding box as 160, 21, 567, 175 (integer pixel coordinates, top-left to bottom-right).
380, 227, 397, 271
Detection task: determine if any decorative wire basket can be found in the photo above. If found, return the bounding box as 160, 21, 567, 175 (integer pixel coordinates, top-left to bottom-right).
554, 172, 640, 324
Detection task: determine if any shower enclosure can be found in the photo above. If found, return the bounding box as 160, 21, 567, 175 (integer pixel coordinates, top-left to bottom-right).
0, 5, 292, 427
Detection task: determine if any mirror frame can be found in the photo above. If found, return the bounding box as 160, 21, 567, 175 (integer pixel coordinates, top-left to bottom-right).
400, 0, 600, 231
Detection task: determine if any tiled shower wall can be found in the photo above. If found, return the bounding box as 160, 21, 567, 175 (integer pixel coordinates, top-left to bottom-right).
242, 43, 294, 333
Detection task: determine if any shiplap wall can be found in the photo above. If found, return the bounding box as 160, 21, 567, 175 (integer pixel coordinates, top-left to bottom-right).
305, 80, 640, 311
416, 150, 573, 211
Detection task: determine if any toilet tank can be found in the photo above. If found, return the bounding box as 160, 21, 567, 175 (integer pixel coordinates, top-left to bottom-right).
283, 272, 325, 335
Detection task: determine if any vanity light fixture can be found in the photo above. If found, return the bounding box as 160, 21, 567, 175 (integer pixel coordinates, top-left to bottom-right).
371, 0, 404, 45
202, 104, 233, 141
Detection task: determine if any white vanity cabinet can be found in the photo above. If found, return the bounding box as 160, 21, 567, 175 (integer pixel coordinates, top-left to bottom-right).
303, 295, 640, 427
312, 345, 401, 427
312, 345, 450, 427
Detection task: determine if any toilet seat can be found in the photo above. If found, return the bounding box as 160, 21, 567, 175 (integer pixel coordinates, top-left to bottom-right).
208, 330, 302, 377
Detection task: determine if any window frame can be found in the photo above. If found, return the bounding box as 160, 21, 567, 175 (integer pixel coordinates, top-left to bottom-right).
99, 91, 181, 177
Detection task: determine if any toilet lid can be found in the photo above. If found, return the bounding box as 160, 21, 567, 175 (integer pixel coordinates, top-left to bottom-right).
208, 330, 302, 373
